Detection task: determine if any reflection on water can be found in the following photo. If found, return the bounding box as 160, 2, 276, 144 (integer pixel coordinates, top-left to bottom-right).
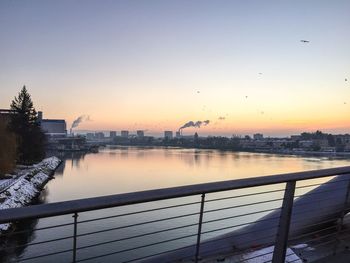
2, 147, 350, 262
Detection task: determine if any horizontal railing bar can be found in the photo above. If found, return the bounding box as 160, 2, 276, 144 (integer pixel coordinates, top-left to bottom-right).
295, 178, 350, 189
205, 188, 286, 202
259, 250, 299, 263
290, 216, 340, 230
201, 227, 277, 245
78, 200, 201, 224
294, 186, 348, 198
0, 222, 74, 238
77, 223, 199, 250
126, 232, 278, 263
202, 215, 280, 227
294, 230, 340, 246
17, 248, 73, 262
77, 212, 199, 237
290, 223, 350, 249
312, 239, 337, 249
205, 206, 281, 216
121, 242, 198, 263
293, 196, 348, 208
76, 232, 198, 262
181, 234, 277, 263
288, 258, 304, 263
291, 203, 344, 217
0, 235, 74, 252
236, 250, 274, 263
205, 197, 283, 211
2, 166, 350, 223
202, 222, 278, 235
288, 225, 337, 242
196, 226, 349, 263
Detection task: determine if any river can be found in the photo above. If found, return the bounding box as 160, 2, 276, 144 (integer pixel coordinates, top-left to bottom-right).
2, 146, 350, 262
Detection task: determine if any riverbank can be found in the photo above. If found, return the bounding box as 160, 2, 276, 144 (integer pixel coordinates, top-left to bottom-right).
0, 157, 61, 234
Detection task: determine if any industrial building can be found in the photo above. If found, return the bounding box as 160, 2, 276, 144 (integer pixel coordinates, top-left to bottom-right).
38, 111, 67, 137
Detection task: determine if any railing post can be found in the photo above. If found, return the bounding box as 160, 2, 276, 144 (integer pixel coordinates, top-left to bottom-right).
72, 212, 79, 263
272, 181, 296, 263
195, 193, 205, 263
333, 178, 350, 255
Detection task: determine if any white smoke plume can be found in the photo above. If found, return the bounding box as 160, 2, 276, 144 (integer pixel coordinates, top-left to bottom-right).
71, 115, 91, 129
179, 120, 210, 131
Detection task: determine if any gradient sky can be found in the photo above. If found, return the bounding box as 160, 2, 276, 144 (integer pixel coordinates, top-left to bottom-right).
1, 1, 350, 136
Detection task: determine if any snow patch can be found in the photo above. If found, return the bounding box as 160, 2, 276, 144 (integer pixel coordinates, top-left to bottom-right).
0, 157, 61, 234
291, 243, 308, 249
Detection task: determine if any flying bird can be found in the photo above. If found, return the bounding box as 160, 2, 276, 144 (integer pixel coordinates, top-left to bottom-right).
300, 40, 310, 43
346, 78, 348, 82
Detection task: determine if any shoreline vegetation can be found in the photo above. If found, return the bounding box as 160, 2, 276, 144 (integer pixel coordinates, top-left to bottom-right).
0, 86, 46, 177
0, 157, 61, 234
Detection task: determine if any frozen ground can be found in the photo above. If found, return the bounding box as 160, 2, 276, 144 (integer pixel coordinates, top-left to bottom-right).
0, 157, 61, 233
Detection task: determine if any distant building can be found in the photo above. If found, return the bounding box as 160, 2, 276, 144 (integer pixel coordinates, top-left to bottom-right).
253, 133, 264, 140
95, 132, 105, 140
110, 131, 117, 138
86, 133, 95, 140
38, 111, 67, 137
299, 140, 313, 148
37, 111, 67, 137
137, 130, 144, 137
164, 131, 173, 139
121, 130, 129, 138
175, 131, 181, 138
40, 120, 67, 136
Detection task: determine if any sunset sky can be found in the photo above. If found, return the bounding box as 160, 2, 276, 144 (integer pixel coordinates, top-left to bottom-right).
1, 1, 350, 136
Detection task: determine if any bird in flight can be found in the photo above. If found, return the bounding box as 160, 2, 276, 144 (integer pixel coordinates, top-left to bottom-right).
300, 40, 310, 43
346, 78, 348, 82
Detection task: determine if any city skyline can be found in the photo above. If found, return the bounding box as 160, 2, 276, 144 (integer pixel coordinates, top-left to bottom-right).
1, 1, 350, 136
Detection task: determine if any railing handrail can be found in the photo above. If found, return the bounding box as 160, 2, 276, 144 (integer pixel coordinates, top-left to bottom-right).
1, 166, 350, 224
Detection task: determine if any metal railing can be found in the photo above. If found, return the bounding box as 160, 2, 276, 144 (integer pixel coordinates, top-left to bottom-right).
1, 166, 350, 263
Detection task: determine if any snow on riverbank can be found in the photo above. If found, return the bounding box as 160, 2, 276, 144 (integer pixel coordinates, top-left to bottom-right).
0, 157, 61, 233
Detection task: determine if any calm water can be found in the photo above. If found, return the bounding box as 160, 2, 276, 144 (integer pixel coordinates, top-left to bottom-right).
3, 146, 350, 262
